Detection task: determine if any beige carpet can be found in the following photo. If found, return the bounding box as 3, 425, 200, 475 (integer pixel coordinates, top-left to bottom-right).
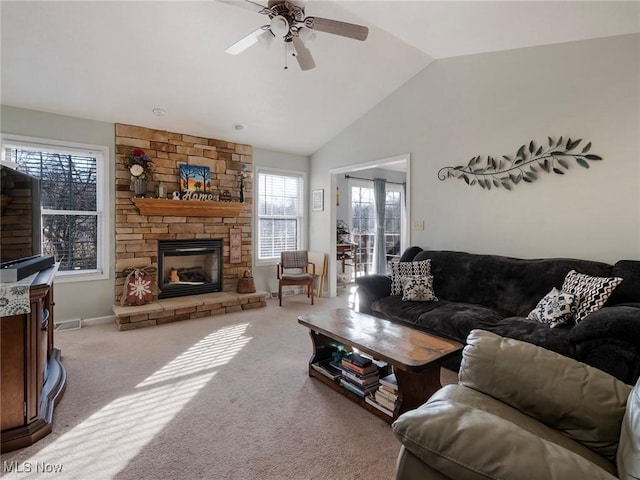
1, 290, 457, 480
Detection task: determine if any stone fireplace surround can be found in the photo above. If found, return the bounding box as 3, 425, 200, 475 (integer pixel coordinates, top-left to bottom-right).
112, 124, 266, 331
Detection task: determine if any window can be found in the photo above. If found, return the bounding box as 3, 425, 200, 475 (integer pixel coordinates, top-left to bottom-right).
2, 135, 109, 281
256, 169, 304, 263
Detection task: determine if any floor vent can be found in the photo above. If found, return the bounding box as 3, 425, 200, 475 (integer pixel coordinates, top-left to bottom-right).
54, 318, 82, 331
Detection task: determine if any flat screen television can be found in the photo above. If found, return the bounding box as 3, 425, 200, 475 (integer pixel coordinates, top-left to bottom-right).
0, 161, 54, 282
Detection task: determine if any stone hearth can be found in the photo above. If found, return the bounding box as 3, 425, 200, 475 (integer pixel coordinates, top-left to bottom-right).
112, 290, 267, 331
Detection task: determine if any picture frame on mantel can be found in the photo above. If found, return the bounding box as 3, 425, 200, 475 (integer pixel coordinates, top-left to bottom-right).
312, 189, 324, 212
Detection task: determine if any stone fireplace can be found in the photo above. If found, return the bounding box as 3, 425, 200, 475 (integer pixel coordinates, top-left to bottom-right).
157, 238, 222, 298
112, 124, 266, 330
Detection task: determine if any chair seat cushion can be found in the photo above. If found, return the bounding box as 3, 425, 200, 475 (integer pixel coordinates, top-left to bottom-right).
281, 273, 313, 280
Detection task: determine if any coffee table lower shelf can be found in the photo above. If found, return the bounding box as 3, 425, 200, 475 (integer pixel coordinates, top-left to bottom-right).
307, 365, 397, 423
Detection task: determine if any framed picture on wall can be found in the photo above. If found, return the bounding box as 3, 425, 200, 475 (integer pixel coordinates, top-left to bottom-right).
312, 189, 324, 212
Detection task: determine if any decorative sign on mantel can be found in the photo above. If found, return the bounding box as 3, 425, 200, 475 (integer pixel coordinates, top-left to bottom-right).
230, 228, 242, 263
438, 136, 602, 191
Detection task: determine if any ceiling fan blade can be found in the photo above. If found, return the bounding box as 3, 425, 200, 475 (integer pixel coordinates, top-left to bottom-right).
218, 0, 269, 13
292, 36, 315, 71
304, 17, 368, 41
225, 26, 269, 55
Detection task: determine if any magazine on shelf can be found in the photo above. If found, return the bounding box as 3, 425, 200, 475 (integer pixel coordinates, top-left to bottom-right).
311, 361, 341, 381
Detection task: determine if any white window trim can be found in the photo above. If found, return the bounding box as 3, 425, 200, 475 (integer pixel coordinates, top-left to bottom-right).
254, 166, 306, 267
1, 133, 111, 283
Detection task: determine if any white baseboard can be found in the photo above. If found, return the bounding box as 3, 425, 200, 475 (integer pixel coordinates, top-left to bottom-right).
270, 287, 304, 298
83, 315, 115, 326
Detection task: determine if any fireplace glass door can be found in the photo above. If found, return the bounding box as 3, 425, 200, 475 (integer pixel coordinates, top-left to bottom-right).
158, 239, 223, 299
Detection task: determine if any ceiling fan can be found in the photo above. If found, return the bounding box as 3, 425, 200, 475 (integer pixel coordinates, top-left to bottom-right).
221, 0, 369, 71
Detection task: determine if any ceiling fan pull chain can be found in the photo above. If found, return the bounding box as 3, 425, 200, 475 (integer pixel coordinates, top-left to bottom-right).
284, 42, 288, 70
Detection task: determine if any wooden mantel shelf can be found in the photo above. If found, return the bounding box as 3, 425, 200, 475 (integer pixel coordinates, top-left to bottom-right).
131, 198, 244, 217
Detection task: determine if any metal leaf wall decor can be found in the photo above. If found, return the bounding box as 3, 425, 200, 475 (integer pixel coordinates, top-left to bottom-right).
437, 137, 602, 190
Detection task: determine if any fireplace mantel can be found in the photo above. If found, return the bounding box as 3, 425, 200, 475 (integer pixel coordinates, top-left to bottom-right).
131, 198, 244, 217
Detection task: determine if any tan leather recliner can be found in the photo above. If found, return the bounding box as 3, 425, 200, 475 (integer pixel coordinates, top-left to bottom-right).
392, 330, 640, 480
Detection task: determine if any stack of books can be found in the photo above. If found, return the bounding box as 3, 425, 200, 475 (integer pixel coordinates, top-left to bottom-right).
365, 373, 399, 417
339, 352, 380, 398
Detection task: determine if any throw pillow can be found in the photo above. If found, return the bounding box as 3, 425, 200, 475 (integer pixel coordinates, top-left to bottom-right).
401, 275, 438, 302
391, 259, 431, 296
527, 287, 579, 328
561, 270, 623, 323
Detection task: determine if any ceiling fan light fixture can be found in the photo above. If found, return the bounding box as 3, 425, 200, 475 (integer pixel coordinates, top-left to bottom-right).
270, 15, 289, 38
298, 27, 316, 45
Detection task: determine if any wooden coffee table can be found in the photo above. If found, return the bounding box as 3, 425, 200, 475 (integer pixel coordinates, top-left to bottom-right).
298, 308, 463, 423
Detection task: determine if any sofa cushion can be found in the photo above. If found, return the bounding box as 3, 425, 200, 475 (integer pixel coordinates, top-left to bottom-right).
393, 384, 618, 479
398, 246, 423, 263
526, 287, 580, 328
480, 317, 575, 358
617, 377, 640, 480
561, 270, 623, 323
371, 295, 443, 324
460, 330, 632, 461
609, 260, 640, 305
401, 275, 437, 302
390, 259, 431, 296
370, 298, 502, 343
415, 303, 503, 344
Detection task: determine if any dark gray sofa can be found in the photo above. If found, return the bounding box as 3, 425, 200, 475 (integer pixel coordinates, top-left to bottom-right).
355, 249, 640, 385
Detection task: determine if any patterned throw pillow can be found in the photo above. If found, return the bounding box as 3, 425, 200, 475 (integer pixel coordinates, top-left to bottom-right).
401, 275, 437, 302
391, 260, 431, 296
561, 270, 623, 323
527, 287, 579, 328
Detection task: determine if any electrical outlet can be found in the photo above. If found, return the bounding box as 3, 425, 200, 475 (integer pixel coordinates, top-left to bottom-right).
412, 220, 425, 230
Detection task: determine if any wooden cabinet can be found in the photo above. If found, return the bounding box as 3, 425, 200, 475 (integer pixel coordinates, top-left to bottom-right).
1, 265, 66, 453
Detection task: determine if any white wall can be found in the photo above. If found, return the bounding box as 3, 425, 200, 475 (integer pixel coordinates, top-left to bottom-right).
310, 34, 640, 293
1, 105, 117, 322
251, 148, 310, 294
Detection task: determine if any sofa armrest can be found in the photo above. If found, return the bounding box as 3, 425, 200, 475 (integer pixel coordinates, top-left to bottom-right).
569, 305, 640, 345
460, 330, 632, 461
354, 274, 391, 314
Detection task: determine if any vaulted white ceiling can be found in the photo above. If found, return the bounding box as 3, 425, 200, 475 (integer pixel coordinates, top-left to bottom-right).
2, 1, 638, 156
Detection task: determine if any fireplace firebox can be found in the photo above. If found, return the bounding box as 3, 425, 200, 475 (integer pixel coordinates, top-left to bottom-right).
158, 239, 223, 299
